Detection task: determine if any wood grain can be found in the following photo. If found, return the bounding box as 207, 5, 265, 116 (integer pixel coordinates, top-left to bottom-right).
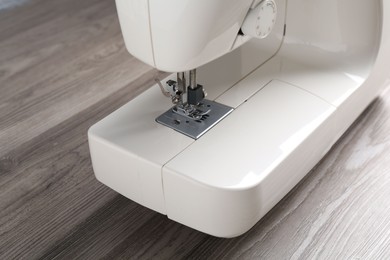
1, 0, 390, 259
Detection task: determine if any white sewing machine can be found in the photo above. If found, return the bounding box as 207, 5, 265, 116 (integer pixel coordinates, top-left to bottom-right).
89, 0, 390, 237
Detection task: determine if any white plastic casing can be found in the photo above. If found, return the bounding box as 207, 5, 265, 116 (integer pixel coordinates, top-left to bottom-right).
89, 0, 390, 237
116, 0, 253, 72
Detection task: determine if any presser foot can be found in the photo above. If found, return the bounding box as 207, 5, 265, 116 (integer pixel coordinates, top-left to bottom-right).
156, 99, 233, 139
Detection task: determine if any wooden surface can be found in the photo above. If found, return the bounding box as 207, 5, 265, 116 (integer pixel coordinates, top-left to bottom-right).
1, 0, 390, 259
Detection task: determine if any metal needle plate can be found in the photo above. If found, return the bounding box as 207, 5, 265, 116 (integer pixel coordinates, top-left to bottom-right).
156, 99, 233, 139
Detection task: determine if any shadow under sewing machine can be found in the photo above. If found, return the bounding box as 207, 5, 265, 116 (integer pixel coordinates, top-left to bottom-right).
88, 0, 390, 237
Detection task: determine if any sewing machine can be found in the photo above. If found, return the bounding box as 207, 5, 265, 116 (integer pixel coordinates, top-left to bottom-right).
88, 0, 390, 237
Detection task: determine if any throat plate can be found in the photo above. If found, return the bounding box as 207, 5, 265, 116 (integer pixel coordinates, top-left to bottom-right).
156, 100, 233, 139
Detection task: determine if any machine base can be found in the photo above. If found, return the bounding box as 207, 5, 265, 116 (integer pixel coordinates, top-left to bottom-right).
88, 55, 383, 237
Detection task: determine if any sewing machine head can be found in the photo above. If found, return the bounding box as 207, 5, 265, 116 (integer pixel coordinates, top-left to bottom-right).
116, 0, 276, 71
116, 0, 277, 137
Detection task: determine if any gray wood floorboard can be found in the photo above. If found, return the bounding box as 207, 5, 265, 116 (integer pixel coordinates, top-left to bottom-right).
1, 0, 390, 259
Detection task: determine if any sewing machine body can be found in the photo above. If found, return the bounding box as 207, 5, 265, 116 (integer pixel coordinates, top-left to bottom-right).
89, 0, 390, 237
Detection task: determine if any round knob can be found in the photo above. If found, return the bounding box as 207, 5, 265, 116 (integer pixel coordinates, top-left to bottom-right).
241, 0, 277, 39
255, 0, 277, 38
